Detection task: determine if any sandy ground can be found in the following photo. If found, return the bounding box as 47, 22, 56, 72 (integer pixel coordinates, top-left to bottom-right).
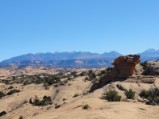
0, 75, 159, 119
34, 98, 159, 119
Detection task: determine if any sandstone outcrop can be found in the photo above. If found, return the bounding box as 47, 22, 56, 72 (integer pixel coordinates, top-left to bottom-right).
111, 55, 140, 78
90, 55, 141, 92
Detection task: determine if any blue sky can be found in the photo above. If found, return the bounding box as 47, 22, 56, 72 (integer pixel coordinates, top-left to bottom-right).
0, 0, 159, 61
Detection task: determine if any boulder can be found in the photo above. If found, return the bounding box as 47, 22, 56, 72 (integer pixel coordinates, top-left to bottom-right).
90, 55, 141, 92
111, 55, 140, 78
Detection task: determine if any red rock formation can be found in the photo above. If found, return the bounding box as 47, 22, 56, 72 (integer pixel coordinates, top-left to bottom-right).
90, 55, 140, 92
111, 55, 140, 78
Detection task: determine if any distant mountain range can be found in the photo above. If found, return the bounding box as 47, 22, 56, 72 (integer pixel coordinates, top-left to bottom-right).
139, 49, 159, 61
0, 49, 159, 68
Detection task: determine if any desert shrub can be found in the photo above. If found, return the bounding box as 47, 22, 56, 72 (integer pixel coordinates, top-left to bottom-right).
143, 67, 153, 75
98, 69, 107, 76
61, 75, 69, 78
87, 70, 96, 81
99, 73, 107, 80
124, 89, 136, 99
57, 72, 64, 77
141, 61, 153, 75
1, 74, 62, 86
0, 91, 5, 98
71, 71, 77, 78
103, 90, 121, 102
22, 75, 60, 86
140, 61, 147, 68
101, 69, 107, 75
0, 111, 7, 117
12, 76, 16, 80
139, 88, 159, 105
7, 89, 20, 95
42, 96, 52, 105
10, 78, 24, 84
44, 76, 60, 86
82, 104, 90, 110
139, 89, 149, 98
23, 80, 32, 85
1, 80, 10, 85
67, 76, 72, 80
32, 78, 44, 84
30, 96, 52, 106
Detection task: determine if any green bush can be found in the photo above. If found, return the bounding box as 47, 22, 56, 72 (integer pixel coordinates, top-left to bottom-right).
23, 80, 32, 85
104, 90, 121, 102
1, 74, 62, 86
71, 71, 77, 78
139, 88, 159, 105
33, 78, 44, 84
1, 80, 10, 85
139, 89, 149, 98
100, 70, 107, 75
124, 89, 136, 99
30, 96, 52, 106
141, 61, 153, 75
44, 76, 60, 86
97, 69, 107, 77
87, 70, 96, 81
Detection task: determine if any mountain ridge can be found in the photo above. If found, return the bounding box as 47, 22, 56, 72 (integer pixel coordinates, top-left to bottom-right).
1, 49, 159, 68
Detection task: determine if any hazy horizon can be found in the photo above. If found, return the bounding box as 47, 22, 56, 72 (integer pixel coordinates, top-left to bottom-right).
0, 48, 159, 62
1, 0, 159, 61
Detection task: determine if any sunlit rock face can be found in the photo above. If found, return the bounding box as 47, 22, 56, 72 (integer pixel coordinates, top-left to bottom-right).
90, 55, 141, 92
111, 55, 140, 78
